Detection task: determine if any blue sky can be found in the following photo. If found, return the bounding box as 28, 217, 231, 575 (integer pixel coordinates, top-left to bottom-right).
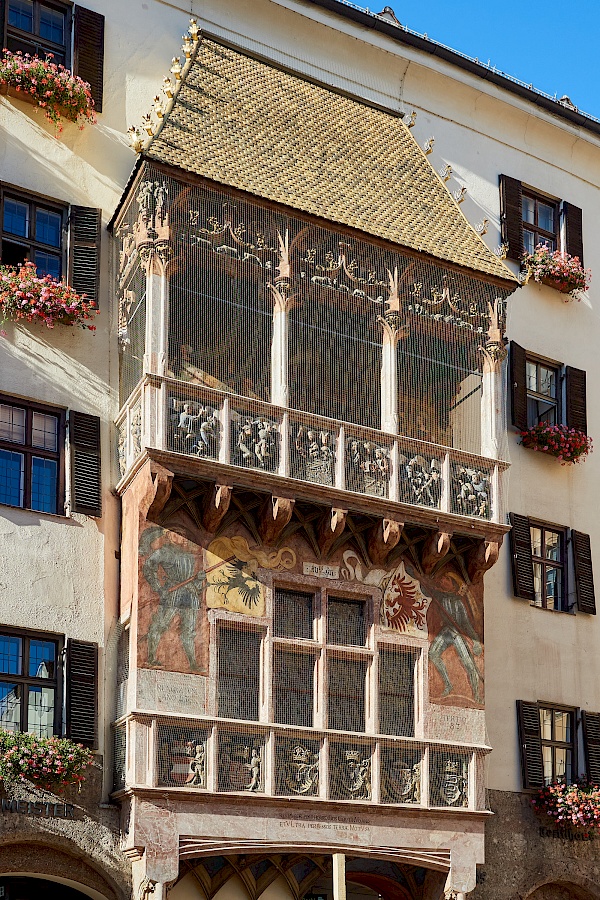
391, 1, 600, 120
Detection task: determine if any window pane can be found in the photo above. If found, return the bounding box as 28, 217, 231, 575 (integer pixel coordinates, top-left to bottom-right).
39, 5, 65, 45
27, 685, 55, 737
273, 589, 314, 639
33, 249, 61, 280
538, 202, 555, 234
542, 744, 553, 785
378, 648, 415, 737
540, 707, 552, 740
530, 527, 543, 557
8, 0, 33, 32
35, 208, 62, 248
0, 682, 21, 731
327, 598, 366, 646
328, 656, 367, 732
528, 396, 557, 427
29, 639, 56, 678
538, 366, 556, 399
273, 649, 314, 727
0, 449, 24, 507
532, 562, 543, 606
554, 710, 571, 743
32, 411, 58, 451
0, 404, 26, 444
545, 567, 562, 611
31, 456, 58, 514
3, 197, 29, 237
545, 531, 561, 562
526, 361, 538, 392
554, 746, 571, 783
522, 196, 535, 225
217, 627, 261, 721
523, 229, 535, 255
0, 635, 22, 675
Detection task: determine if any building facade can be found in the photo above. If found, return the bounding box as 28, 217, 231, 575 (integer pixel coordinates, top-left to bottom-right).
1, 2, 599, 900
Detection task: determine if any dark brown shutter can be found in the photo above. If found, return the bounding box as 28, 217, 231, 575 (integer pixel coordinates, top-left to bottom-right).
563, 202, 584, 265
572, 530, 596, 615
71, 411, 102, 517
565, 366, 587, 434
517, 700, 544, 790
73, 6, 105, 112
500, 175, 523, 261
509, 513, 535, 601
509, 341, 528, 431
0, 0, 6, 49
582, 711, 600, 783
66, 639, 98, 748
69, 206, 101, 303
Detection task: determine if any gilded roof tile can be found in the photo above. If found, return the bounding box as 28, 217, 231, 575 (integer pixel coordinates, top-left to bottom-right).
146, 38, 517, 283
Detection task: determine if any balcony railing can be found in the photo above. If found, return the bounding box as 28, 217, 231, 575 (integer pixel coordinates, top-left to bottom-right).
116, 375, 508, 524
114, 714, 487, 811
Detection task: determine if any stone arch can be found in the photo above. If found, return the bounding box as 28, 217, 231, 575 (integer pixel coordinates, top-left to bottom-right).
526, 877, 600, 900
0, 842, 128, 900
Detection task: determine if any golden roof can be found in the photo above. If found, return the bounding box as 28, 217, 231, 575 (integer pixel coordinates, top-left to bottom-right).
146, 37, 516, 283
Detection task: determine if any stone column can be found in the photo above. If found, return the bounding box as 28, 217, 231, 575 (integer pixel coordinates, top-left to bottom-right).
269, 230, 292, 408
379, 268, 407, 434
332, 854, 347, 900
134, 179, 171, 377
480, 298, 508, 460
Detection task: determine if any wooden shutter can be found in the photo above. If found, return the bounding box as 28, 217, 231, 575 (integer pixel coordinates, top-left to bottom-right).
73, 6, 105, 112
565, 366, 587, 434
66, 638, 98, 748
70, 411, 102, 517
509, 341, 528, 431
517, 700, 544, 790
509, 513, 535, 601
69, 206, 101, 303
0, 0, 6, 49
572, 530, 596, 615
582, 711, 600, 783
500, 175, 523, 261
563, 202, 584, 265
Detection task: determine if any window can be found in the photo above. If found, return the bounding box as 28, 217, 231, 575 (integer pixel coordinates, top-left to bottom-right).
510, 343, 587, 435
530, 525, 566, 611
0, 630, 60, 737
1, 188, 65, 279
0, 397, 64, 514
539, 705, 574, 784
1, 4, 105, 111
215, 588, 418, 737
509, 514, 596, 615
500, 174, 583, 264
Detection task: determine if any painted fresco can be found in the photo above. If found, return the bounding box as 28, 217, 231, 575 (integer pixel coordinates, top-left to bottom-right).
137, 522, 483, 707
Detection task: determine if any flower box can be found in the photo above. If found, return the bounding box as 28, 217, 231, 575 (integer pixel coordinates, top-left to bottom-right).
520, 422, 592, 465
0, 51, 96, 133
522, 244, 590, 300
0, 730, 93, 792
0, 261, 98, 330
532, 781, 600, 830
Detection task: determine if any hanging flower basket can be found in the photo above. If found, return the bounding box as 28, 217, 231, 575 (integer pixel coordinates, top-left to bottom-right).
532, 781, 600, 830
520, 422, 592, 465
0, 50, 96, 133
522, 244, 590, 300
0, 730, 93, 792
0, 261, 98, 330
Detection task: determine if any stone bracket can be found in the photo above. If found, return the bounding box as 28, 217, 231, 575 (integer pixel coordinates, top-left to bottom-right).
202, 484, 232, 533
318, 507, 347, 558
259, 495, 295, 544
368, 518, 403, 566
467, 538, 502, 584
422, 530, 452, 574
140, 461, 174, 522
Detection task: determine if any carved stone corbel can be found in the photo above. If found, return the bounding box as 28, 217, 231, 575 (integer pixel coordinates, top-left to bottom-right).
201, 484, 232, 533
139, 461, 174, 522
259, 496, 294, 545
421, 530, 452, 574
368, 518, 403, 566
318, 508, 347, 558
467, 538, 502, 584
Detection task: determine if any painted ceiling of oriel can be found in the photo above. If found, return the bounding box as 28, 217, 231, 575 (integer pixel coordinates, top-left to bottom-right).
143, 34, 517, 283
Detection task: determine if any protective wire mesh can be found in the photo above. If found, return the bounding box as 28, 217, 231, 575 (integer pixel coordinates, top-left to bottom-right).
327, 597, 367, 646
329, 741, 374, 801
275, 734, 320, 797
378, 647, 417, 737
429, 749, 470, 807
156, 723, 210, 788
218, 729, 266, 793
217, 626, 263, 721
273, 588, 315, 639
380, 744, 422, 803
116, 185, 147, 406
115, 166, 510, 458
273, 648, 316, 727
328, 656, 368, 733
115, 628, 129, 720
113, 723, 126, 791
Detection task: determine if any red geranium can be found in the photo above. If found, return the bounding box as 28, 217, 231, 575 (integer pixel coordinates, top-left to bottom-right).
522, 244, 591, 300
0, 261, 98, 330
532, 781, 600, 829
520, 422, 592, 465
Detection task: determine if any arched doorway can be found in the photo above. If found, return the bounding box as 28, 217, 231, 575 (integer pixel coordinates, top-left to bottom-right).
0, 876, 109, 900
528, 885, 597, 900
